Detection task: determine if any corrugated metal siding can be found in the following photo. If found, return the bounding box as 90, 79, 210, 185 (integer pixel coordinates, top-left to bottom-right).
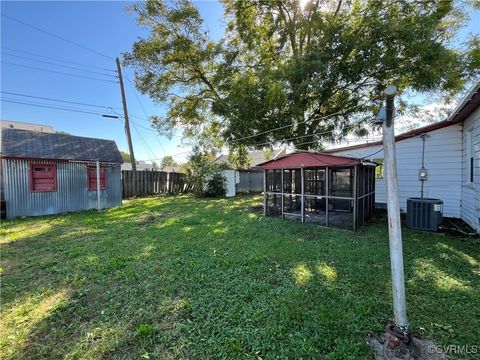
329, 124, 463, 218
2, 159, 121, 219
237, 171, 263, 192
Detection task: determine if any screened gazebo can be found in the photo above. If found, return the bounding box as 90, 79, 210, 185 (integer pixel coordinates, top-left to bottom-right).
260, 152, 376, 231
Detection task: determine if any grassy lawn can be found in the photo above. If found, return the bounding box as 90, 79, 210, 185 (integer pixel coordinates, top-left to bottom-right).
1, 195, 479, 359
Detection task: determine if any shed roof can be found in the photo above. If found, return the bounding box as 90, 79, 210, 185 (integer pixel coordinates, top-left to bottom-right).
1, 128, 123, 163
259, 151, 365, 169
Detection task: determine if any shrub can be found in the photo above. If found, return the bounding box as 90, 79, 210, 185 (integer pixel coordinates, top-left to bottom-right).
204, 172, 227, 197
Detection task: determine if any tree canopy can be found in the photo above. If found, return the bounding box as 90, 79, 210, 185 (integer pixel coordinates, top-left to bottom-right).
160, 155, 178, 169
120, 151, 132, 163
125, 0, 479, 151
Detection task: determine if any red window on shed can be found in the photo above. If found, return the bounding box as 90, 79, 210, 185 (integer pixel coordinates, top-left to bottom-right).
87, 166, 107, 190
30, 164, 57, 192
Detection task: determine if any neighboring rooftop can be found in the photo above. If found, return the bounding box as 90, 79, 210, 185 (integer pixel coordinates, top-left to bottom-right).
1, 119, 55, 133
1, 128, 122, 163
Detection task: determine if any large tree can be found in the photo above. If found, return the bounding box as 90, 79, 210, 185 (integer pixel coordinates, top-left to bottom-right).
125, 0, 479, 150
160, 155, 178, 169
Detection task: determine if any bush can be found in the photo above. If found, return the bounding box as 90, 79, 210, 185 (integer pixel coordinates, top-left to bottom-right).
204, 172, 227, 197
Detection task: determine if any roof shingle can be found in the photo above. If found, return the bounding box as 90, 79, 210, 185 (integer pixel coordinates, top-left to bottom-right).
1, 128, 123, 163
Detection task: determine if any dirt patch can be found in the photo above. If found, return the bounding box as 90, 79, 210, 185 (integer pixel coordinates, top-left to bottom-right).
135, 212, 177, 227
367, 333, 447, 360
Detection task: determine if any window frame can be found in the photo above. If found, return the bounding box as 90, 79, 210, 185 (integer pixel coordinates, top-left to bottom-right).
30, 163, 57, 192
466, 129, 474, 184
87, 165, 107, 191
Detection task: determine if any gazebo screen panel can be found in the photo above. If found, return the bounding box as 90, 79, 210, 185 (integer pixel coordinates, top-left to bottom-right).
266, 193, 282, 216
329, 168, 353, 197
304, 196, 327, 226
283, 194, 302, 215
304, 169, 326, 195
328, 198, 354, 230
283, 169, 302, 194
266, 169, 282, 192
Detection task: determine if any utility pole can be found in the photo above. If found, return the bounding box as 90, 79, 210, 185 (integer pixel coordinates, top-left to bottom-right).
116, 57, 137, 195
382, 85, 408, 336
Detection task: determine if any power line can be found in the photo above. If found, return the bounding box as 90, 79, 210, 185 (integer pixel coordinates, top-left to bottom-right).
230, 105, 362, 144
244, 119, 368, 149
1, 91, 122, 110
137, 150, 191, 162
2, 61, 118, 83
1, 98, 116, 117
1, 90, 166, 127
1, 13, 115, 61
123, 73, 168, 156
1, 46, 117, 72
130, 121, 162, 161
1, 52, 118, 78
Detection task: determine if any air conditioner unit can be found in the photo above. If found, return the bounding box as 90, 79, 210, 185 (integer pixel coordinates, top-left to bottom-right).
406, 198, 443, 231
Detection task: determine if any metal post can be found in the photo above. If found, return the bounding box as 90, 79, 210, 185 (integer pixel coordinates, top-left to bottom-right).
382, 85, 408, 334
325, 167, 329, 227
96, 160, 101, 212
263, 170, 267, 216
281, 170, 284, 219
301, 167, 305, 223
166, 171, 170, 194
353, 165, 357, 231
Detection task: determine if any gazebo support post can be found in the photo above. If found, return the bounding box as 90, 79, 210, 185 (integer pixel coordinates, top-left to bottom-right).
301, 167, 305, 223
325, 166, 329, 227
281, 169, 284, 219
263, 170, 267, 216
353, 165, 357, 231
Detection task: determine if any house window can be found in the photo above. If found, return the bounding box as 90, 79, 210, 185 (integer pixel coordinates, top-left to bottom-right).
30, 163, 57, 192
87, 166, 107, 190
374, 158, 384, 179
467, 130, 474, 183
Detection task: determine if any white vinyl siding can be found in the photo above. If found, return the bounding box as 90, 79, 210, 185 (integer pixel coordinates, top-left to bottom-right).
330, 124, 463, 218
461, 107, 480, 232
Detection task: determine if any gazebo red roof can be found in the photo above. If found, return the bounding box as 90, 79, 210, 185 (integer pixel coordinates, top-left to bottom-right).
259, 151, 362, 169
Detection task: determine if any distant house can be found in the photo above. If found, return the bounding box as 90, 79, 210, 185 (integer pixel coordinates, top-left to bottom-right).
327, 81, 480, 233
0, 128, 123, 219
1, 119, 55, 133
121, 160, 156, 171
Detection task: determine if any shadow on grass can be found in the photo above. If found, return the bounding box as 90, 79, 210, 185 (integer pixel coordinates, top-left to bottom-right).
1, 195, 479, 359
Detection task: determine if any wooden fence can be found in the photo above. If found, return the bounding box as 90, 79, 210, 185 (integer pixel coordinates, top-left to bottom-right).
121, 170, 197, 198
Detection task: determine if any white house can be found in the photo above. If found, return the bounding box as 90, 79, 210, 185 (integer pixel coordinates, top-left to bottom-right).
327, 81, 480, 232
121, 160, 157, 171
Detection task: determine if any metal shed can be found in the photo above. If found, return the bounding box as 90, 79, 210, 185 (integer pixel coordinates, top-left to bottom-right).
0, 128, 123, 219
260, 151, 376, 231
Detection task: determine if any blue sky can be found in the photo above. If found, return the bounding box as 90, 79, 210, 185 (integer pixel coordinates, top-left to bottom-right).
1, 1, 479, 162
1, 1, 224, 163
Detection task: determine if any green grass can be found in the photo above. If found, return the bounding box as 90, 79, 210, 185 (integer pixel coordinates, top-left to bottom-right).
1, 195, 479, 359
